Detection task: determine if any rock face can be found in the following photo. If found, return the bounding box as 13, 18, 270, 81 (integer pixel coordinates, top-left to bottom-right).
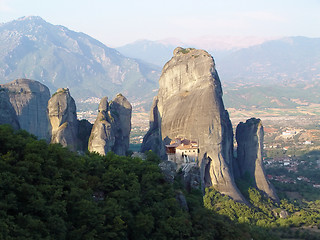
0, 87, 20, 130
235, 118, 279, 201
141, 47, 245, 202
109, 94, 132, 155
88, 97, 115, 155
141, 97, 162, 154
48, 88, 78, 151
1, 79, 51, 140
158, 161, 177, 183
88, 94, 132, 156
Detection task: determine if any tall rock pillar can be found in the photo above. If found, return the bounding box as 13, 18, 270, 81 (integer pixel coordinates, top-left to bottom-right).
109, 94, 132, 156
235, 118, 279, 201
48, 88, 78, 151
142, 47, 246, 202
88, 97, 115, 155
88, 94, 132, 156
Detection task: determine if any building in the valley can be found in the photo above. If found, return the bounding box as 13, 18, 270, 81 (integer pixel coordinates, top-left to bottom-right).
165, 138, 199, 168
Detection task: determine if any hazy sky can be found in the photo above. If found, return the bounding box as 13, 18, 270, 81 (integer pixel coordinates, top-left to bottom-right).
0, 0, 319, 47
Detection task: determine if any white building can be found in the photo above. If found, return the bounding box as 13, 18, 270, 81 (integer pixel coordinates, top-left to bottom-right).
165, 138, 199, 169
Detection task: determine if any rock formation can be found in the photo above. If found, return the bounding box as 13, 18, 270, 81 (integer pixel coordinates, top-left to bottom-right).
158, 161, 177, 183
140, 97, 162, 154
1, 79, 51, 140
141, 47, 246, 202
48, 88, 78, 151
88, 94, 132, 156
109, 94, 132, 155
235, 118, 279, 201
0, 87, 20, 130
88, 97, 115, 155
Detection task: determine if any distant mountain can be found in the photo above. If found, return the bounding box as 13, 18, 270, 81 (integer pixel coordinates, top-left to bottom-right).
1, 18, 319, 111
117, 37, 320, 110
218, 37, 320, 109
116, 39, 178, 67
0, 16, 161, 102
217, 37, 320, 85
116, 37, 277, 67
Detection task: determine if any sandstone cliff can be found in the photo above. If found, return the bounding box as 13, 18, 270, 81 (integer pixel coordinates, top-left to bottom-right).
88, 94, 132, 156
141, 47, 245, 202
109, 94, 132, 155
88, 97, 115, 155
0, 87, 20, 130
235, 118, 279, 201
48, 88, 78, 151
1, 79, 50, 140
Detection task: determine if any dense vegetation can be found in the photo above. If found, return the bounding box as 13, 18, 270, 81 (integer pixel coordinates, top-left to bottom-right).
204, 186, 320, 239
2, 124, 320, 239
0, 124, 272, 240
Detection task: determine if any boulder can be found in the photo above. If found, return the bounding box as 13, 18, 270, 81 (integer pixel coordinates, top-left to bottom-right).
158, 160, 177, 183
48, 88, 78, 151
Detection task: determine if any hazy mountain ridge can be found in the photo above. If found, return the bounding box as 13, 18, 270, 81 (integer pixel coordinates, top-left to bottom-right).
1, 17, 319, 110
0, 16, 160, 102
118, 37, 320, 110
116, 36, 278, 67
218, 36, 320, 85
116, 39, 178, 67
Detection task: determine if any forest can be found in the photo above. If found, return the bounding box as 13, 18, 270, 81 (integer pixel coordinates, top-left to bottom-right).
0, 124, 319, 239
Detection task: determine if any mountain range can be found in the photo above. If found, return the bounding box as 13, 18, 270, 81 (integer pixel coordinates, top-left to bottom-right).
1, 16, 320, 111
117, 37, 320, 110
0, 16, 160, 103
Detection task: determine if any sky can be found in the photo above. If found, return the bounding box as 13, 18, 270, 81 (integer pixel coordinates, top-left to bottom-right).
0, 0, 319, 47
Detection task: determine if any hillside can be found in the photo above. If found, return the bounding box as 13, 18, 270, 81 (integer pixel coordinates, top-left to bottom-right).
223, 82, 320, 110
0, 16, 160, 102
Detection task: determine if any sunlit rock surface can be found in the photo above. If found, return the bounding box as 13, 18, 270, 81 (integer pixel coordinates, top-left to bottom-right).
48, 88, 78, 151
142, 47, 246, 202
